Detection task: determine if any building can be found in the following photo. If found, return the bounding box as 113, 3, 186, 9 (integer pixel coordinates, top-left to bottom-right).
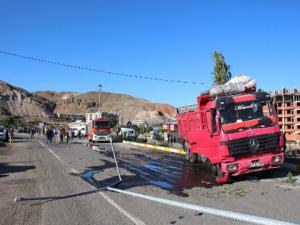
130, 120, 148, 128
85, 111, 119, 126
56, 113, 85, 122
85, 112, 103, 124
162, 118, 177, 131
273, 88, 300, 142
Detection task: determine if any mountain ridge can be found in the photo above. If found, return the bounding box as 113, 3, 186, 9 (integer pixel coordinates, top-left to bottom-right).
0, 80, 176, 125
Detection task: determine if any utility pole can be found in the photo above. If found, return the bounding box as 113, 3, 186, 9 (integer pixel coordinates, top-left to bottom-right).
98, 84, 102, 114
121, 102, 124, 126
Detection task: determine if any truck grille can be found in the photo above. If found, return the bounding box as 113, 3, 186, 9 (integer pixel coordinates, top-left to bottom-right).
97, 137, 107, 141
226, 132, 281, 157
96, 132, 108, 136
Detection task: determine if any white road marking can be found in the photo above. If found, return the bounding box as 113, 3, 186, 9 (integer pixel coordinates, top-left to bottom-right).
37, 140, 64, 163
36, 140, 145, 225
99, 192, 146, 225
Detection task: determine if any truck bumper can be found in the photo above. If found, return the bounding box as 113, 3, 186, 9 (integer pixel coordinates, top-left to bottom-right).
92, 135, 110, 142
220, 152, 285, 176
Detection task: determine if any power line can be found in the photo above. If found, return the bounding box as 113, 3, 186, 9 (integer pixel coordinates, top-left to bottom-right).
0, 50, 205, 85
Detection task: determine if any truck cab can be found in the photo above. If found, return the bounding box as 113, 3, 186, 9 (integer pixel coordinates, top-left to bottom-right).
87, 118, 111, 142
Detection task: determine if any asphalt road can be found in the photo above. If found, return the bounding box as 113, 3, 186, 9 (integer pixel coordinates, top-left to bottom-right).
0, 134, 300, 225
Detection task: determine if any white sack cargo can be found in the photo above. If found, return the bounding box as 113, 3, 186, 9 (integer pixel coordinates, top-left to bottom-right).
209, 75, 256, 97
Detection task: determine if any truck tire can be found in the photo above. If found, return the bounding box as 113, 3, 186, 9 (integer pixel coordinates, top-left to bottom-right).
211, 164, 229, 184
184, 143, 191, 161
197, 154, 208, 164
190, 153, 198, 163
184, 143, 197, 163
183, 142, 190, 160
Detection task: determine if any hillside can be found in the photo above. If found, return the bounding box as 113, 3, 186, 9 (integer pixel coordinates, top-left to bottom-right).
34, 91, 177, 125
0, 80, 176, 125
0, 80, 55, 118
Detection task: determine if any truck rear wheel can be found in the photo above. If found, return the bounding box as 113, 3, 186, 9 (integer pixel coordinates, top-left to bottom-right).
190, 153, 198, 163
197, 154, 208, 164
184, 143, 197, 163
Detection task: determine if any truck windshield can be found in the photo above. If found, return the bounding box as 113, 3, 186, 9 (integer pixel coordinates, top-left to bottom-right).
220, 101, 275, 125
94, 121, 110, 128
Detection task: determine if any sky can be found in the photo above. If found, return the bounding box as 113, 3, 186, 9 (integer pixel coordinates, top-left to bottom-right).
0, 0, 299, 107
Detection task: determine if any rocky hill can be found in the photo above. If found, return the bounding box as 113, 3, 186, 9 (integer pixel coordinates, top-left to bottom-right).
0, 80, 176, 125
34, 91, 177, 125
0, 80, 55, 118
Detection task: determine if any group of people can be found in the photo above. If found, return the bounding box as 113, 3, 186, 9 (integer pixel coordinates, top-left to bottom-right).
163, 131, 176, 146
45, 127, 76, 144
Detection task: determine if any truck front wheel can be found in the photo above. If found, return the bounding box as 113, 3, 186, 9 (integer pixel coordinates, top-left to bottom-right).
212, 164, 229, 184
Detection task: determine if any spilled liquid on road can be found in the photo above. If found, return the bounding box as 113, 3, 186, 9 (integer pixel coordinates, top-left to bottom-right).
82, 144, 215, 197
81, 169, 102, 187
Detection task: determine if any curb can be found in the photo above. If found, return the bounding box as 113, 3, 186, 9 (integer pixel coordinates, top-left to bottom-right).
123, 141, 185, 155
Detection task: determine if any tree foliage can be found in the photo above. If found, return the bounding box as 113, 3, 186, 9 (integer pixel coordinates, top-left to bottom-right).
106, 114, 118, 128
132, 125, 140, 132
2, 116, 14, 127
146, 127, 153, 133
212, 52, 232, 85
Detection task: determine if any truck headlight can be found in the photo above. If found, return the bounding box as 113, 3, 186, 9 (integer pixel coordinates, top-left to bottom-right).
272, 155, 282, 164
227, 163, 238, 172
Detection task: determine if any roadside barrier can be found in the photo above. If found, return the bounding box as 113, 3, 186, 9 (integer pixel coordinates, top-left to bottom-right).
123, 140, 185, 155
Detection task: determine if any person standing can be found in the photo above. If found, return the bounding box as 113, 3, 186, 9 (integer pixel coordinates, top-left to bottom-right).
8, 127, 14, 144
66, 128, 71, 144
30, 127, 35, 139
60, 128, 64, 143
71, 129, 75, 140
56, 129, 61, 144
46, 128, 53, 144
78, 129, 81, 139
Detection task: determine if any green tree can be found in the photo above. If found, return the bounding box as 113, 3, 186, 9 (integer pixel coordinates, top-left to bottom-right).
139, 125, 146, 134
212, 52, 232, 85
146, 126, 153, 133
106, 114, 118, 128
132, 125, 140, 132
2, 116, 14, 127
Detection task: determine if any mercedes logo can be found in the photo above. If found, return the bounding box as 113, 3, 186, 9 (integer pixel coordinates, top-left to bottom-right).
249, 138, 259, 151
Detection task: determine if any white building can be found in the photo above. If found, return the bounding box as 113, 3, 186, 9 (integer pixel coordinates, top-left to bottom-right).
68, 120, 87, 136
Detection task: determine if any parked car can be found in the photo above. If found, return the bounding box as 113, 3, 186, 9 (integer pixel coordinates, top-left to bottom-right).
0, 126, 8, 142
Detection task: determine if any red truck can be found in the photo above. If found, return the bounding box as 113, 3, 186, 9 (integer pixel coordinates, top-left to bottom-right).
177, 89, 284, 184
87, 118, 111, 142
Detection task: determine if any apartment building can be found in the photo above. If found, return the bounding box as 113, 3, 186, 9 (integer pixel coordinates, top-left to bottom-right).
273, 89, 300, 142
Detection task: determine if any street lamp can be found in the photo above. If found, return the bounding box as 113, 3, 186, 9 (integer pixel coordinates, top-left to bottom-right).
98, 84, 102, 113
